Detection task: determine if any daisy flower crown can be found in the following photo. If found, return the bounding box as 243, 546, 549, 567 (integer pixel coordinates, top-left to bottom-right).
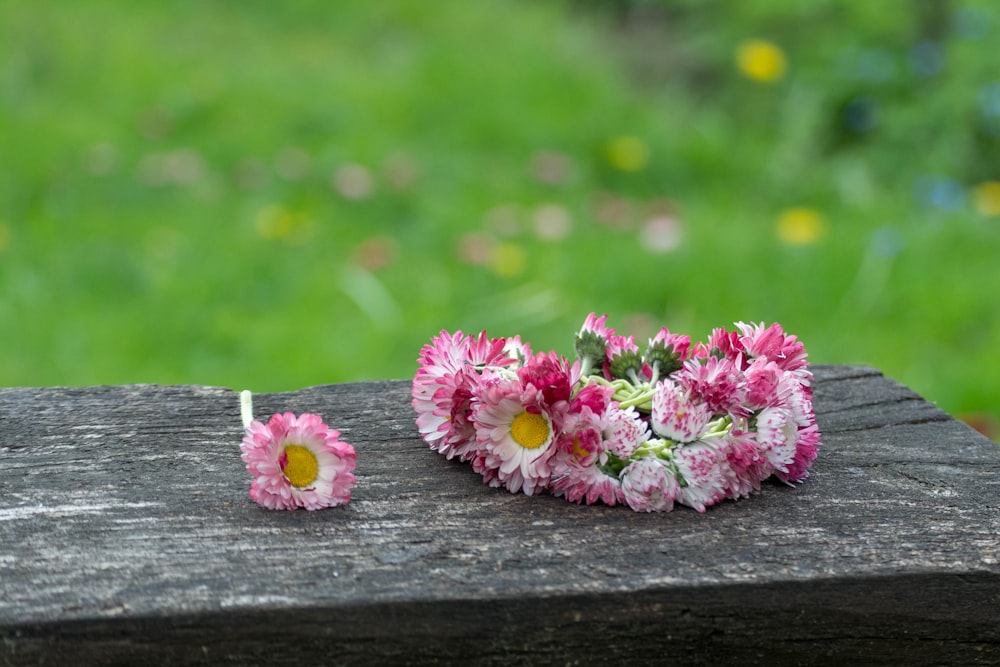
411, 314, 820, 513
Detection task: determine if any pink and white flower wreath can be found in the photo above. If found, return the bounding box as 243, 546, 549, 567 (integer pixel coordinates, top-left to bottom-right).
411, 314, 820, 513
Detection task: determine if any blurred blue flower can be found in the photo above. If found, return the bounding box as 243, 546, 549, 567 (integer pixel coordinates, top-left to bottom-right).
843, 48, 897, 83
914, 175, 966, 211
843, 96, 879, 133
979, 82, 1000, 117
909, 41, 943, 78
953, 6, 992, 40
870, 226, 904, 259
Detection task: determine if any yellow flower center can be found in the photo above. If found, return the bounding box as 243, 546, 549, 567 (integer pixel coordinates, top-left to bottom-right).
510, 411, 551, 449
282, 444, 319, 488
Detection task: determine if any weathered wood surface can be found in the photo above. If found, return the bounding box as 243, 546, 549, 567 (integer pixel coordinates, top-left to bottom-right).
1, 365, 998, 666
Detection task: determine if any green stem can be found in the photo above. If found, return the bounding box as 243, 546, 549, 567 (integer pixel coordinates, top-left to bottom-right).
616, 388, 654, 410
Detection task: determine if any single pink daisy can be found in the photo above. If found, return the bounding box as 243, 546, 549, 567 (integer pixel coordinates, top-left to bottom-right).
676, 356, 747, 418
706, 326, 743, 362
474, 376, 563, 496
412, 330, 477, 453
605, 334, 644, 381
518, 350, 579, 407
735, 321, 809, 375
579, 312, 616, 340
575, 313, 615, 378
414, 329, 513, 377
754, 406, 801, 475
465, 330, 518, 370
716, 430, 767, 500
420, 367, 485, 461
743, 357, 786, 411
240, 411, 357, 511
570, 381, 614, 415
602, 405, 649, 460
414, 329, 470, 378
772, 382, 821, 484
620, 457, 680, 512
776, 421, 820, 485
412, 329, 517, 458
644, 327, 691, 378
550, 407, 625, 506
650, 379, 714, 444
551, 462, 624, 506
673, 442, 729, 513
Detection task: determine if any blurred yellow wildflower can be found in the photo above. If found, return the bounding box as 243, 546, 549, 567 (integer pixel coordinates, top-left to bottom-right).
605, 136, 649, 172
737, 39, 787, 83
256, 205, 312, 244
973, 181, 1000, 216
488, 242, 526, 278
256, 205, 296, 240
776, 208, 825, 245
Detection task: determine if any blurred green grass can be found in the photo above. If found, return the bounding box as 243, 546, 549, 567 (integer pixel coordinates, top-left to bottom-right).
2, 0, 999, 438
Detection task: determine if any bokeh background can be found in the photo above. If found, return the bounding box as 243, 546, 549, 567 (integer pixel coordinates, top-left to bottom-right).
2, 0, 998, 439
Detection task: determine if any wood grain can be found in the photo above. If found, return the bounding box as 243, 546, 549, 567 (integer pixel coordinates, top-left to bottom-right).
1, 366, 998, 665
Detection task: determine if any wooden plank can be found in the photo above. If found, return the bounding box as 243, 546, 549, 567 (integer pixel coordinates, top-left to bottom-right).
1, 366, 999, 665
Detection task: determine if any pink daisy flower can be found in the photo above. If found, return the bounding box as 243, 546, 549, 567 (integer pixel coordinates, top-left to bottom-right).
754, 406, 800, 475
777, 421, 820, 485
649, 327, 691, 359
772, 382, 821, 484
706, 326, 743, 362
575, 313, 615, 378
650, 379, 714, 443
418, 329, 513, 372
735, 321, 809, 375
602, 405, 650, 460
556, 408, 604, 467
620, 457, 680, 512
474, 376, 563, 496
414, 329, 470, 378
716, 430, 767, 500
415, 366, 483, 461
742, 357, 820, 485
673, 442, 729, 513
550, 406, 625, 506
412, 329, 516, 459
518, 350, 580, 407
644, 327, 691, 379
676, 356, 747, 418
579, 312, 616, 340
744, 357, 786, 411
572, 381, 615, 416
240, 411, 357, 511
605, 334, 645, 381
